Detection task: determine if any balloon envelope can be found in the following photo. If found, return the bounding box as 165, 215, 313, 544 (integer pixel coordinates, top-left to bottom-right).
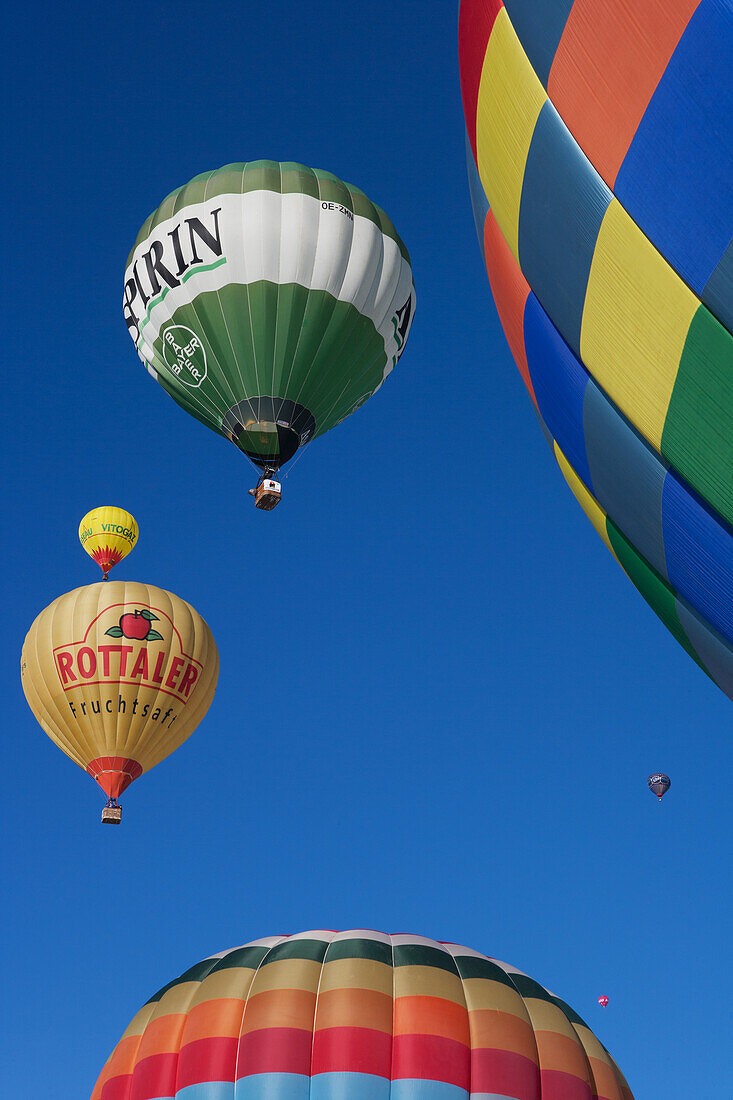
598, 995, 610, 1009
91, 929, 634, 1100
648, 773, 671, 800
21, 581, 218, 801
124, 161, 416, 473
79, 506, 138, 578
459, 1, 733, 701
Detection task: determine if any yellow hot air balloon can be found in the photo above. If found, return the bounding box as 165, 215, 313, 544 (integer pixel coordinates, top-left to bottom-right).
21, 581, 218, 823
78, 506, 138, 579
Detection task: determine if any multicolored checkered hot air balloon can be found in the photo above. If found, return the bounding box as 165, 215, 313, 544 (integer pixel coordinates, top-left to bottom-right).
90, 929, 634, 1100
459, 1, 733, 701
123, 162, 415, 508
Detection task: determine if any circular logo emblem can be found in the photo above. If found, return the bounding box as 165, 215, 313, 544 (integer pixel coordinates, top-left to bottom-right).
161, 324, 207, 388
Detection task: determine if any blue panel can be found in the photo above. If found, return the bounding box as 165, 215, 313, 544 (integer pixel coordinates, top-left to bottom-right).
522, 293, 592, 488
582, 381, 668, 580
662, 474, 733, 646
701, 233, 733, 336
518, 101, 612, 358
235, 1074, 310, 1100
465, 130, 489, 265
177, 1084, 233, 1100
311, 1072, 390, 1100
503, 0, 575, 88
615, 0, 733, 301
676, 602, 733, 701
391, 1082, 468, 1100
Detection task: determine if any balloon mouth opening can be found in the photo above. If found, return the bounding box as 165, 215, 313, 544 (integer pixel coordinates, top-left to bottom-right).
87, 757, 143, 798
222, 397, 315, 469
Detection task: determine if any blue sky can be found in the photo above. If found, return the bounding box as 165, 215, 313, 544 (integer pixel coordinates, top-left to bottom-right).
2, 2, 729, 1096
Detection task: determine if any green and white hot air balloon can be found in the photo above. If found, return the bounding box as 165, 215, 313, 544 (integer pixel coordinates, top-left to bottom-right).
124, 161, 415, 508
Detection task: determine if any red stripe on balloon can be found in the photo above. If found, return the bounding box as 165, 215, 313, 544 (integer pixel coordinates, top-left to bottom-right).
177, 1036, 238, 1088
459, 0, 503, 160
99, 1074, 132, 1100
312, 1026, 392, 1077
129, 1051, 178, 1099
541, 1068, 594, 1100
392, 1034, 470, 1089
471, 1047, 540, 1096
236, 1027, 313, 1077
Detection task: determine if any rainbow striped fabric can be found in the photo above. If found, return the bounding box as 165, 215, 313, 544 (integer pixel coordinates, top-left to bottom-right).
459, 0, 733, 700
91, 930, 633, 1100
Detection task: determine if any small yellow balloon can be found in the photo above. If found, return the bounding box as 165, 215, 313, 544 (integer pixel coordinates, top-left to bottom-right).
79, 506, 138, 578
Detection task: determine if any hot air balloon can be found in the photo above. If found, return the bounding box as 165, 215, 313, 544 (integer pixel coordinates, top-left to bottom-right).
648, 773, 671, 801
21, 581, 218, 823
79, 507, 138, 579
598, 995, 609, 1009
459, 2, 733, 702
123, 161, 416, 509
91, 929, 635, 1100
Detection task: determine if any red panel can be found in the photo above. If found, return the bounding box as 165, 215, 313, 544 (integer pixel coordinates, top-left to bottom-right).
130, 1052, 178, 1100
459, 0, 503, 159
547, 0, 700, 186
87, 757, 143, 798
482, 212, 537, 407
392, 1034, 470, 1089
236, 1027, 313, 1077
312, 1026, 392, 1077
100, 1074, 133, 1100
176, 1036, 238, 1088
472, 1048, 541, 1098
541, 1068, 593, 1100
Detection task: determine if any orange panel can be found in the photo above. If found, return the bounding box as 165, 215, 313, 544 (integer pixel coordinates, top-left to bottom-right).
181, 998, 247, 1042
534, 1029, 591, 1078
483, 211, 536, 406
394, 995, 470, 1045
242, 987, 317, 1033
468, 1009, 538, 1060
315, 987, 393, 1033
548, 0, 701, 185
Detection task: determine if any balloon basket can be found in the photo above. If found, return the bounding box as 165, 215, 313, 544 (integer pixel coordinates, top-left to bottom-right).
250, 478, 282, 510
101, 802, 122, 825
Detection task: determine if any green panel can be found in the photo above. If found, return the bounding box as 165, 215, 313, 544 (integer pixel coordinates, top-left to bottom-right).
606, 518, 706, 671
151, 282, 387, 443
452, 955, 517, 986
212, 945, 273, 972
662, 305, 733, 527
323, 938, 393, 965
392, 943, 459, 973
259, 937, 328, 964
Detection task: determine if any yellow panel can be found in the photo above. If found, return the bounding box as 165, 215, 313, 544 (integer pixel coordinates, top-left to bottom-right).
245, 958, 322, 995
580, 199, 697, 450
462, 977, 530, 1016
317, 957, 393, 996
392, 965, 465, 1005
554, 444, 615, 556
191, 966, 258, 1004
475, 8, 546, 258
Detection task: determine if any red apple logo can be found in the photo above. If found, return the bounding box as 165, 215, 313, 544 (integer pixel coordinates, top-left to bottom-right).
105, 609, 163, 641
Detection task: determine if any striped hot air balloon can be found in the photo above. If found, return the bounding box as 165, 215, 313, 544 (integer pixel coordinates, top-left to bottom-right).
91, 929, 634, 1100
459, 0, 733, 700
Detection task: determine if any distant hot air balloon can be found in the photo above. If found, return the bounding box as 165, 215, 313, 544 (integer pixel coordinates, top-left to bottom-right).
124, 161, 416, 509
21, 581, 218, 823
91, 929, 635, 1100
598, 995, 610, 1009
79, 506, 138, 579
648, 773, 671, 801
459, 1, 733, 702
